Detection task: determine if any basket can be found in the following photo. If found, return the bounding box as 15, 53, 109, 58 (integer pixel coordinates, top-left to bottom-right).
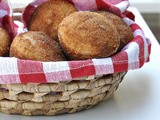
0, 0, 151, 116
0, 72, 126, 115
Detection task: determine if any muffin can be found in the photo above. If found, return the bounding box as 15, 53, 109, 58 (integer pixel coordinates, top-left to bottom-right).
10, 31, 65, 62
0, 28, 10, 56
96, 11, 133, 50
28, 0, 77, 41
58, 11, 120, 60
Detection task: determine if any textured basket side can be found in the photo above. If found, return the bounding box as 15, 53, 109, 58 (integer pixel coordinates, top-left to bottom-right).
0, 92, 113, 115
0, 72, 126, 115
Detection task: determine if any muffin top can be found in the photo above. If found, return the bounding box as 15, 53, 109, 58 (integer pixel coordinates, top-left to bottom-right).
10, 31, 65, 62
28, 0, 77, 41
96, 11, 133, 50
58, 11, 120, 60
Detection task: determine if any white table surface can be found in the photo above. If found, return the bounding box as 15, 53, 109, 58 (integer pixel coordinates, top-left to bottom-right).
0, 7, 160, 120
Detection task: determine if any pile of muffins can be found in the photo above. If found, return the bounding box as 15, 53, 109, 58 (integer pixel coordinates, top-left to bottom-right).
1, 0, 133, 62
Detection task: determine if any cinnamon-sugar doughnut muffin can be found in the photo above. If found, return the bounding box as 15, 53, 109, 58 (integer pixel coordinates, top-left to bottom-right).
58, 11, 120, 60
96, 11, 134, 50
28, 0, 77, 41
10, 31, 65, 62
0, 28, 10, 56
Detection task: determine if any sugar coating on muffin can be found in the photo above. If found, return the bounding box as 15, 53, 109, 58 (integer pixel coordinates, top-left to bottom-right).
10, 31, 65, 62
96, 11, 134, 50
58, 11, 120, 60
28, 0, 77, 41
0, 28, 11, 56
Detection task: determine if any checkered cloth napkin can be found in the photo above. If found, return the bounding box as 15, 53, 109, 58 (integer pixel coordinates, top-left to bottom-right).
0, 0, 14, 39
0, 0, 151, 84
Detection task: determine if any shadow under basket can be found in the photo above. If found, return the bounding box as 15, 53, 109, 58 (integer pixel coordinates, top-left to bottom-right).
0, 72, 126, 115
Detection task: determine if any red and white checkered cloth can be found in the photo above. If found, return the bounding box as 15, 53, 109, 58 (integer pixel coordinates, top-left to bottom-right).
0, 0, 14, 39
0, 0, 151, 84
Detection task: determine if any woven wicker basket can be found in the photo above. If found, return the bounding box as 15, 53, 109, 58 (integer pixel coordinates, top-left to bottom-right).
0, 72, 126, 115
0, 4, 128, 116
0, 0, 151, 116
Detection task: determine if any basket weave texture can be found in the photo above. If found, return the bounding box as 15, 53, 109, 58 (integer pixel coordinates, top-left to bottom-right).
0, 72, 126, 115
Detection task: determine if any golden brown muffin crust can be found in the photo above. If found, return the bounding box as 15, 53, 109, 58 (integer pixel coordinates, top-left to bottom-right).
0, 28, 11, 56
96, 11, 134, 50
58, 11, 120, 60
10, 31, 65, 62
29, 0, 77, 41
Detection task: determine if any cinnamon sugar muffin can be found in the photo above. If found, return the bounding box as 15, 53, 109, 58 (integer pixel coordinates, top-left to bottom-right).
28, 0, 77, 41
10, 31, 65, 62
0, 28, 10, 56
58, 11, 120, 60
96, 11, 134, 50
